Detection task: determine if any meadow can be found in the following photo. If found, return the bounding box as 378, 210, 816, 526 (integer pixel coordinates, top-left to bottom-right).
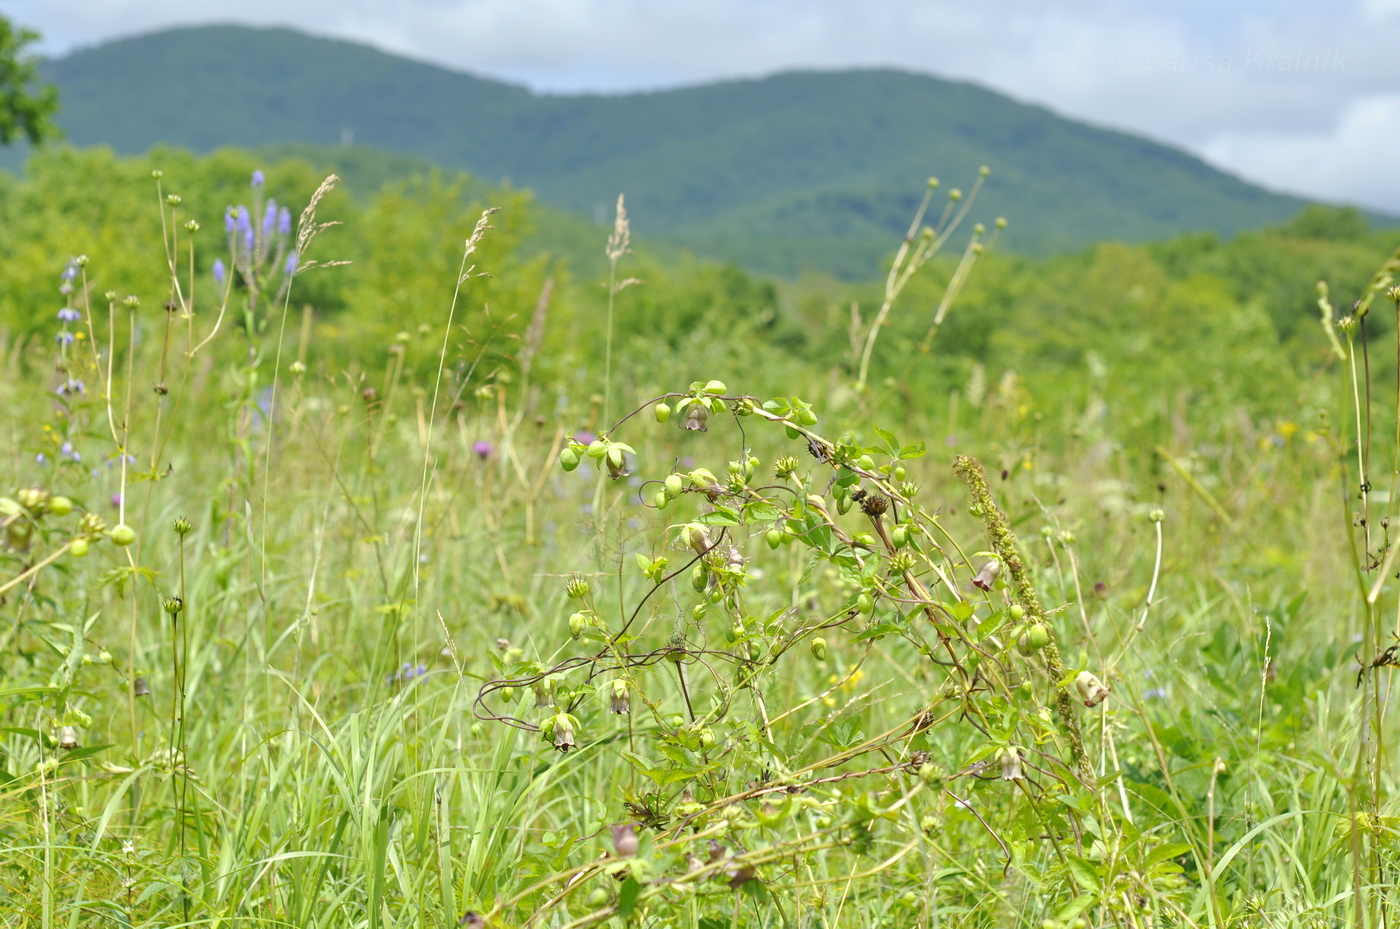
1, 146, 1399, 928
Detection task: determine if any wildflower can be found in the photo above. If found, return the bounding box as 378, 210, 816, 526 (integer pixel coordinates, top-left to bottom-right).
58, 725, 78, 749
611, 822, 639, 857
574, 430, 597, 446
608, 679, 630, 714
251, 169, 265, 188
682, 403, 709, 432
55, 331, 75, 347
36, 453, 48, 465
57, 307, 80, 323
111, 493, 122, 508
278, 206, 292, 236
999, 747, 1024, 781
543, 712, 578, 752
56, 379, 84, 396
224, 207, 237, 235
284, 251, 298, 275
262, 200, 278, 237
1075, 670, 1111, 707
213, 258, 226, 285
471, 440, 494, 460
60, 442, 79, 462
971, 559, 1001, 591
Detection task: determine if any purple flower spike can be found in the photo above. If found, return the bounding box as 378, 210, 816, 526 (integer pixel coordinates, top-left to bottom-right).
213, 258, 226, 285
224, 207, 237, 235
56, 331, 75, 346
284, 251, 298, 275
234, 207, 251, 235
473, 440, 495, 459
278, 206, 292, 236
251, 169, 265, 188
60, 261, 77, 283
244, 226, 255, 255
262, 200, 278, 237
57, 307, 81, 322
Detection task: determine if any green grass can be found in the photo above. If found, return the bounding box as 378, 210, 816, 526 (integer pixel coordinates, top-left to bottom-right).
0, 151, 1398, 929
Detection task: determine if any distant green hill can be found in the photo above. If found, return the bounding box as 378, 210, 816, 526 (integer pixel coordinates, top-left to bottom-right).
13, 24, 1350, 276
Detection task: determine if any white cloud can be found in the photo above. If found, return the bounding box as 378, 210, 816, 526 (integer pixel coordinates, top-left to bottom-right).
1202, 94, 1400, 212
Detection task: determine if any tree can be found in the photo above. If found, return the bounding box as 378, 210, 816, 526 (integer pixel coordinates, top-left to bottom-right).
0, 15, 59, 146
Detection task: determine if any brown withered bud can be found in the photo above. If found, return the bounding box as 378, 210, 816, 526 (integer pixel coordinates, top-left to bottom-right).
361, 386, 379, 404
971, 559, 1001, 591
134, 676, 151, 697
58, 726, 79, 750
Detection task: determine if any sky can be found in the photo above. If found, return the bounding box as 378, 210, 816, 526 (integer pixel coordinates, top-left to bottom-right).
8, 0, 1400, 213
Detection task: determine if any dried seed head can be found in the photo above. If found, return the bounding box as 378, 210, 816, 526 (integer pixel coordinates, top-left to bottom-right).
859, 492, 889, 518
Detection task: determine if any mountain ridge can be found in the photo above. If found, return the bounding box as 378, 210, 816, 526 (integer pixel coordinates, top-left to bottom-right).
15, 23, 1351, 276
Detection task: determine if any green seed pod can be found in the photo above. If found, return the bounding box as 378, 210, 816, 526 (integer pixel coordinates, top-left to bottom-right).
587, 888, 610, 908
857, 593, 874, 615
797, 408, 818, 426
654, 490, 669, 509
810, 637, 828, 661
1009, 603, 1026, 621
1018, 624, 1050, 654
110, 524, 136, 546
692, 603, 707, 621
766, 528, 783, 550
702, 379, 727, 395
559, 447, 581, 471
691, 562, 709, 592
747, 641, 763, 661
893, 465, 907, 481
586, 439, 607, 459
665, 473, 684, 498
48, 496, 74, 517
856, 455, 876, 471
654, 402, 672, 424
892, 525, 909, 548
69, 537, 89, 557
569, 612, 588, 639
698, 728, 715, 748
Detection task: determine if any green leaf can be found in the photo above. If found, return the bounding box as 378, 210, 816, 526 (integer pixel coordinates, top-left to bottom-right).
743, 501, 781, 521
1144, 843, 1193, 868
696, 507, 740, 527
1056, 893, 1099, 922
634, 552, 652, 573
975, 610, 1004, 641
873, 426, 899, 454
1065, 855, 1102, 892
617, 877, 641, 919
